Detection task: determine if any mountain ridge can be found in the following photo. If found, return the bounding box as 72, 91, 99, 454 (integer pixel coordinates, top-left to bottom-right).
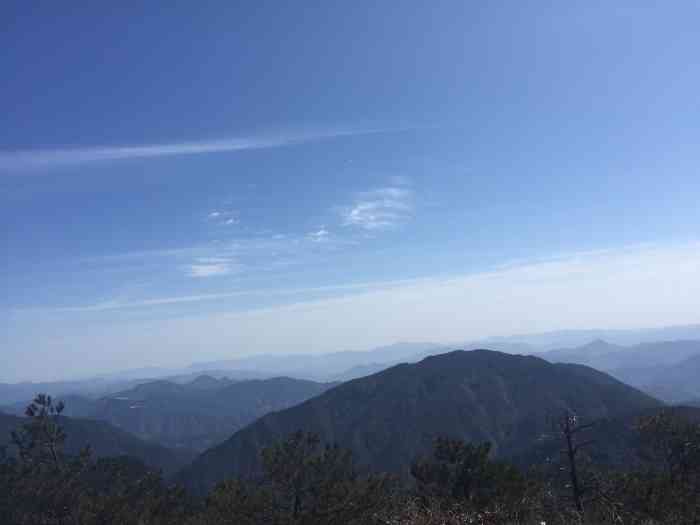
177, 349, 661, 495
541, 339, 700, 402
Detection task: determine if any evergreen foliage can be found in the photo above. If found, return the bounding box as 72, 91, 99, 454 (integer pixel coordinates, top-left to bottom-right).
1, 395, 699, 524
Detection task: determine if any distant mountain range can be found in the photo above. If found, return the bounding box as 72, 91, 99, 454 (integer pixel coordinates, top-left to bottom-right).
0, 369, 269, 406
0, 412, 192, 475
3, 324, 698, 400
2, 325, 698, 480
176, 349, 661, 495
3, 376, 335, 452
540, 339, 700, 403
0, 377, 146, 406
483, 323, 700, 350
186, 342, 448, 381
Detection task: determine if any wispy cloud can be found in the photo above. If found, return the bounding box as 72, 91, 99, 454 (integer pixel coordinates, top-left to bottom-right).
16, 242, 700, 368
81, 229, 355, 278
207, 209, 239, 226
186, 257, 239, 278
8, 241, 698, 382
0, 126, 408, 171
341, 187, 414, 230
38, 276, 422, 312
188, 264, 232, 278
307, 227, 329, 242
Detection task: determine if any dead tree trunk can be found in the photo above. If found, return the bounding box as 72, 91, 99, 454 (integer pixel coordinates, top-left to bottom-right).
559, 412, 595, 513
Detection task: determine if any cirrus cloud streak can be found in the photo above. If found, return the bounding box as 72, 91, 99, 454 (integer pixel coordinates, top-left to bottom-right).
0, 126, 408, 171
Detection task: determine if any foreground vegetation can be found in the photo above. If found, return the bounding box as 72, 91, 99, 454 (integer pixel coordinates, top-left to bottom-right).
1, 395, 698, 524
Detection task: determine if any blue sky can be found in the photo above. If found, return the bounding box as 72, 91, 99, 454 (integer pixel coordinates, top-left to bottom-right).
2, 2, 700, 381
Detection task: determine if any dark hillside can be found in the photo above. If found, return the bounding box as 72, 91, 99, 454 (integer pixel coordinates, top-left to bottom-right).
177, 350, 661, 495
0, 413, 192, 475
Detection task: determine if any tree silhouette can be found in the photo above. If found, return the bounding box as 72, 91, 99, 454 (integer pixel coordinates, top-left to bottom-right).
11, 393, 72, 471
260, 430, 392, 523
557, 411, 596, 512
411, 437, 525, 510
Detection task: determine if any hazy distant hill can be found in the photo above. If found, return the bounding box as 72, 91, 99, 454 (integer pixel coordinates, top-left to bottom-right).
542, 339, 700, 369
4, 324, 698, 398
0, 370, 270, 409
177, 349, 660, 495
330, 362, 394, 382
83, 376, 333, 451
0, 378, 149, 406
186, 374, 235, 390
0, 413, 192, 475
488, 324, 700, 350
640, 354, 700, 403
540, 339, 700, 402
2, 376, 333, 452
181, 326, 700, 382
188, 342, 448, 381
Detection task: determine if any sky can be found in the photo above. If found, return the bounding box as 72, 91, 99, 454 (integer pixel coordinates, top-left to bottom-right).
2, 2, 700, 382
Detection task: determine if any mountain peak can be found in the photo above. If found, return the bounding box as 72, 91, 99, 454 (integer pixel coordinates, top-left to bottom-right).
178, 349, 660, 495
583, 338, 614, 348
188, 375, 226, 389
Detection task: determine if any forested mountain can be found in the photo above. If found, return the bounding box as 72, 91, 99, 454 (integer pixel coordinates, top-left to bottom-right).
177, 349, 661, 495
0, 412, 191, 475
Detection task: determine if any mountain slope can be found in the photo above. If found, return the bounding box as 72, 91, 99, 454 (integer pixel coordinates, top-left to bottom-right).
541, 340, 700, 402
641, 354, 700, 403
177, 349, 661, 495
0, 413, 192, 475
